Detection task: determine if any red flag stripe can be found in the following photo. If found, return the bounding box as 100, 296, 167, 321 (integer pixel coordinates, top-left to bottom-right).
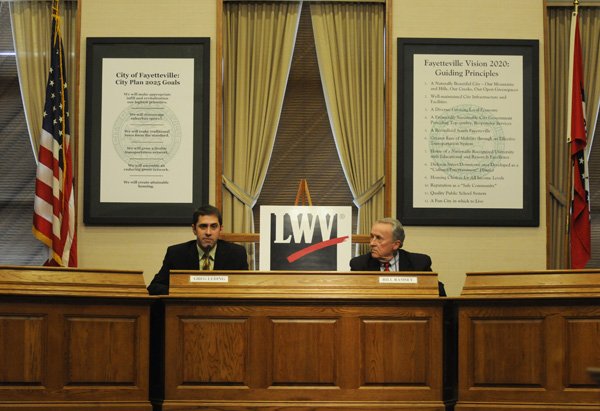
32, 216, 53, 246
34, 179, 53, 204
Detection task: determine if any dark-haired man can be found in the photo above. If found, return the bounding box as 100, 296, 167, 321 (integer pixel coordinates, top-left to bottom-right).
147, 205, 248, 295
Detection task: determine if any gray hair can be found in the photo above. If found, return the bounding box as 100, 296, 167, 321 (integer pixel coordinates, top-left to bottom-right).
375, 218, 405, 243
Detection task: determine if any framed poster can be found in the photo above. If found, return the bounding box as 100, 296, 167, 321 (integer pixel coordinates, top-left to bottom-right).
397, 38, 539, 226
84, 37, 210, 225
259, 206, 352, 271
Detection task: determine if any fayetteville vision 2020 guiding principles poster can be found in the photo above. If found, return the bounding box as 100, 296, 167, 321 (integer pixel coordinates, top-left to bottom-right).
413, 54, 523, 209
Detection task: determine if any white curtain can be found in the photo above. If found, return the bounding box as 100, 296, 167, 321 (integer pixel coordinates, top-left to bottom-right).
9, 0, 77, 159
222, 2, 301, 266
311, 2, 385, 242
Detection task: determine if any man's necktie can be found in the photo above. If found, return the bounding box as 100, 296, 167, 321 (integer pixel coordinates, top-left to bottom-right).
201, 254, 211, 271
383, 262, 390, 271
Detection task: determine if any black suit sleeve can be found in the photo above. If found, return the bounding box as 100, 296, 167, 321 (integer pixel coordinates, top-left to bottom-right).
148, 242, 197, 295
147, 248, 175, 295
349, 256, 360, 271
411, 253, 446, 296
350, 253, 388, 271
229, 243, 249, 270
236, 246, 249, 270
218, 241, 249, 270
408, 252, 432, 271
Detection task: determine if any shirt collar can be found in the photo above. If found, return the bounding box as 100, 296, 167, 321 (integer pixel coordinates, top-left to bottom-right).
381, 252, 399, 271
197, 242, 218, 261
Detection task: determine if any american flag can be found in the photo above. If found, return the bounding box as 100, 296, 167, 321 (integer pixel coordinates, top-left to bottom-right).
568, 9, 590, 269
32, 0, 77, 267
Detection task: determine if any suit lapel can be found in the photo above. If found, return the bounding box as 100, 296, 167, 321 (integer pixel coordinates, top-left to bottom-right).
187, 240, 200, 270
213, 240, 224, 270
396, 249, 414, 271
367, 255, 381, 271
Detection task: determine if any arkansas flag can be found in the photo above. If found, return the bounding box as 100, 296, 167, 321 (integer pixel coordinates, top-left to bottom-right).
567, 10, 591, 269
32, 0, 77, 267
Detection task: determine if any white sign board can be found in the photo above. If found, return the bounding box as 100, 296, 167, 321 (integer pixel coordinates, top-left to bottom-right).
259, 206, 352, 271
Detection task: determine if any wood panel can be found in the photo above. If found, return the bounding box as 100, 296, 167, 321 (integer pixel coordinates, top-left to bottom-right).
0, 266, 153, 411
458, 271, 600, 410
565, 317, 600, 387
66, 316, 138, 384
0, 314, 45, 384
362, 318, 430, 385
271, 319, 337, 386
457, 302, 600, 410
180, 318, 248, 385
161, 300, 447, 410
471, 317, 544, 386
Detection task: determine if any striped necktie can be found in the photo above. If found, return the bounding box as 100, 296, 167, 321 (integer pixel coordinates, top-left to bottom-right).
201, 253, 211, 271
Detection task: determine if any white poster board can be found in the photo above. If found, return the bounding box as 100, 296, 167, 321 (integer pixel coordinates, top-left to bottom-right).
259, 206, 352, 271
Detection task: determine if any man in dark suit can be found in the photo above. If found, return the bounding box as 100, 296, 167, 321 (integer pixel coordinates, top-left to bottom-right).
349, 218, 445, 296
147, 204, 248, 295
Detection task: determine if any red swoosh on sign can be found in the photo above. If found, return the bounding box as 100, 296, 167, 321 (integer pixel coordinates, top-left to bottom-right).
286, 236, 349, 263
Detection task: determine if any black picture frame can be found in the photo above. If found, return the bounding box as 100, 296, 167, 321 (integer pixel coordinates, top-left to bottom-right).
84, 37, 210, 225
397, 38, 539, 226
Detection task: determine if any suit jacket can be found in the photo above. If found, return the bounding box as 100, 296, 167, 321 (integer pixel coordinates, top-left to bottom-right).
349, 249, 445, 296
349, 249, 432, 272
147, 239, 248, 295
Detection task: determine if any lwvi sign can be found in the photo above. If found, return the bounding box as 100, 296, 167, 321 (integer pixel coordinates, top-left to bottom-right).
259, 206, 352, 271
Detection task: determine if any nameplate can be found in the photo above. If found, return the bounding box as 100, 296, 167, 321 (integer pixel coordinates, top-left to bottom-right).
190, 275, 229, 283
379, 276, 418, 284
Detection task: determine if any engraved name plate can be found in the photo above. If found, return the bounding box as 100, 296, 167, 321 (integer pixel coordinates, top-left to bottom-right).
189, 275, 229, 283
379, 276, 418, 284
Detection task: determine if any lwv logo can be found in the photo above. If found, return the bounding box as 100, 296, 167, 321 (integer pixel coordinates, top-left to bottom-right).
273, 210, 337, 244
259, 206, 352, 271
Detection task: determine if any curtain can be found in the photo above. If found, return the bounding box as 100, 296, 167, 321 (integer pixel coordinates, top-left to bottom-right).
310, 2, 385, 242
547, 6, 600, 268
222, 1, 301, 265
9, 0, 77, 158
578, 8, 600, 268
579, 10, 600, 134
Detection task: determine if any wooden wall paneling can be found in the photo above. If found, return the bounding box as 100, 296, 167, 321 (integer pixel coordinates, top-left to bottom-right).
0, 297, 150, 410
457, 270, 600, 410
456, 300, 600, 410
0, 298, 152, 410
470, 316, 545, 386
179, 317, 248, 385
270, 318, 337, 386
161, 298, 448, 410
0, 266, 153, 411
362, 317, 430, 385
0, 312, 45, 385
564, 315, 600, 387
66, 314, 138, 384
